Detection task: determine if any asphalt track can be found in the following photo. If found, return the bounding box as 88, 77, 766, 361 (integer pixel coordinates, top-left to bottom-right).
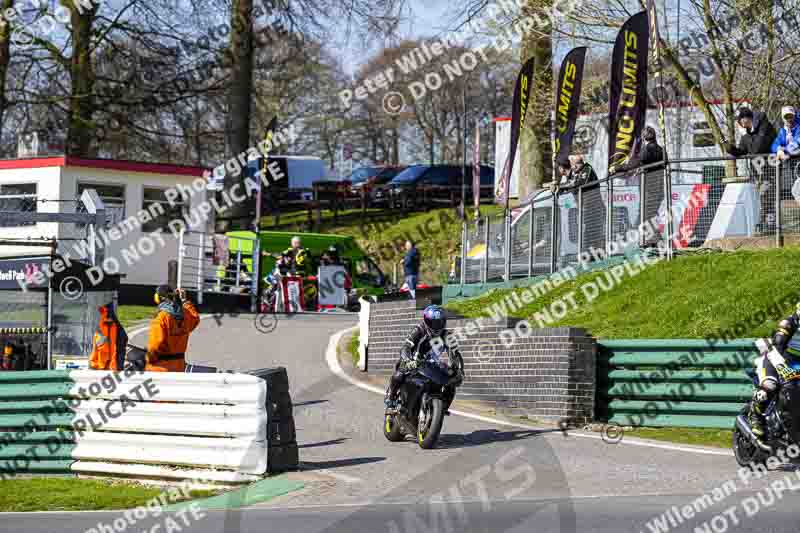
3, 313, 800, 533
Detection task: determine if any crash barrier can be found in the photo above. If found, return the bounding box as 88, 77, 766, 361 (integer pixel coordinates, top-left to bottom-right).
361, 299, 597, 423
597, 339, 756, 429
461, 155, 800, 285
0, 369, 281, 484
249, 367, 298, 472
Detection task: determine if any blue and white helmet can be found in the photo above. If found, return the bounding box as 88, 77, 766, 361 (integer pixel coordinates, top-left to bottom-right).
422, 305, 446, 336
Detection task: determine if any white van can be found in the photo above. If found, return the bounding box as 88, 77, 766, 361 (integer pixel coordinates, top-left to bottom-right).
208, 155, 328, 202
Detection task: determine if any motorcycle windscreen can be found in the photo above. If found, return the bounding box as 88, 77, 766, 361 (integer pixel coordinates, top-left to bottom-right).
418, 362, 450, 386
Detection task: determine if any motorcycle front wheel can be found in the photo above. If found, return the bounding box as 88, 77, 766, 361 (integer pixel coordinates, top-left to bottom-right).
417, 397, 444, 449
733, 405, 768, 468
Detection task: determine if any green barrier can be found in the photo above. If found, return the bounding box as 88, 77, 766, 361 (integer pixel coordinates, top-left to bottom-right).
0, 371, 77, 478
597, 339, 759, 429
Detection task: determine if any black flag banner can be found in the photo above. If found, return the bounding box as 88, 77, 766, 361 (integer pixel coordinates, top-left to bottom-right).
496, 56, 536, 207
553, 47, 587, 166
608, 11, 649, 174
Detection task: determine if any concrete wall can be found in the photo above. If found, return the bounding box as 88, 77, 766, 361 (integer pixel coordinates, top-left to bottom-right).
364, 300, 596, 423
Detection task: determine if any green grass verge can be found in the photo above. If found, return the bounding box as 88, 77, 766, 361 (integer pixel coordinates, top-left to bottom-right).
625, 427, 733, 449
348, 330, 360, 367
446, 247, 800, 338
0, 478, 217, 512
117, 305, 155, 328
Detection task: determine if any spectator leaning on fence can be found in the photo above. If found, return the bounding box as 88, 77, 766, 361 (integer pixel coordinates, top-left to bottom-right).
614, 126, 665, 174
571, 154, 605, 255
727, 107, 779, 234
727, 107, 776, 158
551, 157, 575, 193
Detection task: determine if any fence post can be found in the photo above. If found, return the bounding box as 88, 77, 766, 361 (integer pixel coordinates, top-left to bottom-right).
251, 236, 260, 313
460, 220, 467, 285
197, 232, 205, 305
577, 185, 583, 262
776, 159, 783, 248
483, 215, 490, 283
46, 284, 53, 370
664, 162, 674, 260
528, 206, 535, 277
639, 169, 646, 248
550, 192, 558, 274
235, 248, 242, 290
606, 176, 614, 257
504, 211, 511, 282
177, 228, 185, 289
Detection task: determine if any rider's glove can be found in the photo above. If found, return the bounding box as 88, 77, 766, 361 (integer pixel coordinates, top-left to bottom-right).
403, 358, 418, 370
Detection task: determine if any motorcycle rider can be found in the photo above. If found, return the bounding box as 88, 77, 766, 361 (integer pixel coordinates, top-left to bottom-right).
384, 305, 464, 414
749, 304, 800, 440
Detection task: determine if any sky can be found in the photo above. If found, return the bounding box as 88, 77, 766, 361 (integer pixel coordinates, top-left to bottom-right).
334, 0, 463, 76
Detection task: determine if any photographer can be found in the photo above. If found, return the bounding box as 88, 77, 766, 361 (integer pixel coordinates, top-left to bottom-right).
145, 285, 200, 372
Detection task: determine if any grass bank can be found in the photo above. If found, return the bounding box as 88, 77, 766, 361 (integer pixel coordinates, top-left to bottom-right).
446, 247, 800, 339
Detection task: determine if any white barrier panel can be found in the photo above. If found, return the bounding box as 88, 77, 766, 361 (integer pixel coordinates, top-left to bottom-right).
72, 462, 262, 484
66, 371, 268, 479
72, 401, 266, 438
73, 433, 267, 473
68, 371, 266, 406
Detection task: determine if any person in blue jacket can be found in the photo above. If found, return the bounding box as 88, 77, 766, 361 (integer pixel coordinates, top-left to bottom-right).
772, 106, 800, 161
403, 240, 419, 299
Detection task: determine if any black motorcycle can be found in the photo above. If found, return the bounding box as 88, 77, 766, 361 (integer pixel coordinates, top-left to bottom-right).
383, 345, 464, 449
733, 338, 800, 466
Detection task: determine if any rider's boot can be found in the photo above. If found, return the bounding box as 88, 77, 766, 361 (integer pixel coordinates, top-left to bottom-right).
748, 389, 770, 440
384, 388, 399, 413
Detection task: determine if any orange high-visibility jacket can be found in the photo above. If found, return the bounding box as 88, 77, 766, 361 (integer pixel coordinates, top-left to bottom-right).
89, 305, 128, 370
145, 300, 200, 372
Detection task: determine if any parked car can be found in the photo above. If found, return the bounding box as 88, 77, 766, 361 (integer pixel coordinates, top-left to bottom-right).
358, 166, 407, 205
388, 164, 495, 208
346, 166, 383, 190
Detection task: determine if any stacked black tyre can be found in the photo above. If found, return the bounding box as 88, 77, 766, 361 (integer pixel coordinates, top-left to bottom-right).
249, 367, 299, 473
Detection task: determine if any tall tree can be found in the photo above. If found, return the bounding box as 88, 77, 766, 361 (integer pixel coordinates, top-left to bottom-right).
0, 0, 13, 152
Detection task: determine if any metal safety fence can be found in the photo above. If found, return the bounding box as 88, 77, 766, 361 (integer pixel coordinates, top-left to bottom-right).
461, 154, 799, 283
176, 230, 260, 310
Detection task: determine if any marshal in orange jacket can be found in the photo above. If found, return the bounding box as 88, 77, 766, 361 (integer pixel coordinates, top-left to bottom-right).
145, 299, 200, 372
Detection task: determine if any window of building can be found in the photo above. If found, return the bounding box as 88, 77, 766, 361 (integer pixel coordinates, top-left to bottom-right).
142, 187, 186, 233
0, 183, 37, 227
77, 183, 126, 228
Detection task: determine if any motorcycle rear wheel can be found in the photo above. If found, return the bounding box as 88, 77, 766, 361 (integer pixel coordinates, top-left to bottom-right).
417, 397, 444, 449
383, 413, 405, 442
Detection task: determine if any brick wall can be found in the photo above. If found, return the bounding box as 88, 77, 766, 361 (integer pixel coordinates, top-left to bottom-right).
365, 300, 596, 424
